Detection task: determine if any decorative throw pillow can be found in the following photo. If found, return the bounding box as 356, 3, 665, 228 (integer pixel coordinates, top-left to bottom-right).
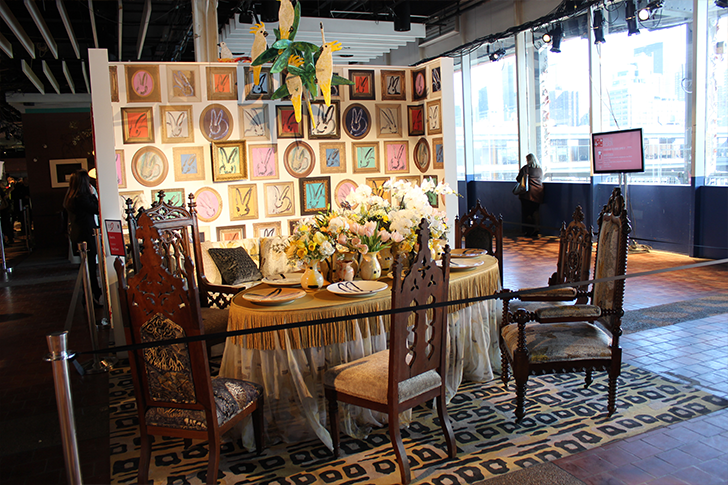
207, 247, 262, 285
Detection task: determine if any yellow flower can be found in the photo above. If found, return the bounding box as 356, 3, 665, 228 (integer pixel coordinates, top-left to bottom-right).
313, 232, 327, 244
308, 242, 316, 251
297, 248, 306, 259
300, 224, 309, 232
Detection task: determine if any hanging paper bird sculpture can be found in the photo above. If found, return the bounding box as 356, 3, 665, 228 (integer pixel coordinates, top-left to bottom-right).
286, 55, 305, 122
315, 24, 342, 107
249, 23, 268, 85
278, 0, 295, 40
217, 41, 247, 62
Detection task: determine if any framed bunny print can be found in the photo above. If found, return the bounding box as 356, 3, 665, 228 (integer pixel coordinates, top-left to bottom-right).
160, 105, 194, 143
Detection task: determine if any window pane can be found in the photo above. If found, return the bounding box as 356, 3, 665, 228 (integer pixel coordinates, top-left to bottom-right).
454, 64, 466, 180
706, 6, 728, 185
469, 45, 518, 181
533, 29, 592, 182
599, 15, 692, 185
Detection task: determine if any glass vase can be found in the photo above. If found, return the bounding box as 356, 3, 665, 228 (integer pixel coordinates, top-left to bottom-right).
301, 260, 324, 289
359, 251, 382, 280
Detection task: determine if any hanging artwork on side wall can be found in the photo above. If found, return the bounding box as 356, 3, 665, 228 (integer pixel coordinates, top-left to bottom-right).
381, 70, 406, 101
115, 150, 126, 188
319, 142, 346, 174
284, 141, 315, 178
173, 146, 206, 181
131, 146, 168, 187
167, 65, 201, 102
263, 182, 295, 217
241, 106, 269, 140
427, 99, 442, 135
160, 105, 194, 143
248, 144, 279, 180
125, 65, 161, 103
300, 177, 331, 215
200, 104, 233, 142
412, 68, 427, 101
228, 184, 258, 220
407, 105, 425, 136
431, 66, 442, 95
109, 66, 119, 102
195, 187, 223, 222
343, 104, 371, 139
433, 138, 444, 169
413, 138, 431, 173
212, 140, 247, 182
206, 66, 237, 101
121, 107, 154, 144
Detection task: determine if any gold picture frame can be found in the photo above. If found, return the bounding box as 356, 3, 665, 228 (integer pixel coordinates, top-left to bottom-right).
248, 144, 279, 180
166, 65, 201, 102
253, 221, 282, 238
283, 141, 315, 178
206, 66, 238, 101
376, 104, 402, 138
426, 99, 442, 135
131, 146, 168, 187
115, 150, 126, 188
319, 142, 346, 174
383, 140, 410, 174
109, 66, 119, 102
366, 177, 391, 202
121, 107, 154, 144
241, 105, 269, 140
380, 70, 406, 101
49, 158, 88, 189
432, 137, 444, 169
211, 140, 247, 182
194, 186, 223, 223
217, 225, 246, 241
263, 182, 295, 217
352, 142, 380, 174
160, 105, 194, 143
125, 65, 161, 103
173, 146, 206, 182
228, 184, 259, 221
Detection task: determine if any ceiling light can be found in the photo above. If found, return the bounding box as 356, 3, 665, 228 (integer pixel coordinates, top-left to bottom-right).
625, 1, 640, 36
489, 46, 506, 62
593, 9, 606, 44
550, 25, 563, 53
542, 32, 552, 43
638, 0, 663, 21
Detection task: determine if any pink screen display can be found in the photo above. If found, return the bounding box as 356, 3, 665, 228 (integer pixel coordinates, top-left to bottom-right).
592, 129, 644, 173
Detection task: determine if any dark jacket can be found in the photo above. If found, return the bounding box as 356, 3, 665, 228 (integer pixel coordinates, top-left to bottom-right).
517, 165, 544, 204
66, 193, 99, 243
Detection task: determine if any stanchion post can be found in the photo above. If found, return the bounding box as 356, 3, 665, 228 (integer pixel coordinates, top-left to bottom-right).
79, 242, 104, 373
94, 228, 111, 327
45, 331, 83, 485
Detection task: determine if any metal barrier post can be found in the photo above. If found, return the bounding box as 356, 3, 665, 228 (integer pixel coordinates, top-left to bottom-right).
0, 221, 8, 275
78, 242, 113, 374
45, 331, 83, 485
94, 228, 111, 327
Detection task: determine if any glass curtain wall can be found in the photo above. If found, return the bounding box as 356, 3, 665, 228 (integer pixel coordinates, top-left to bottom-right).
706, 5, 728, 185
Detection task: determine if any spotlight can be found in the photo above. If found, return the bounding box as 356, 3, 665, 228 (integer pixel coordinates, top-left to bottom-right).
715, 0, 727, 7
550, 25, 563, 53
638, 0, 663, 21
625, 0, 640, 36
542, 31, 552, 43
593, 9, 606, 44
489, 46, 506, 62
393, 0, 411, 32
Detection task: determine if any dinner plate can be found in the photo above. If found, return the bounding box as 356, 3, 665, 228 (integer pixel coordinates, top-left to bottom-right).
437, 258, 484, 270
327, 280, 388, 297
450, 248, 487, 258
261, 273, 303, 287
243, 288, 306, 305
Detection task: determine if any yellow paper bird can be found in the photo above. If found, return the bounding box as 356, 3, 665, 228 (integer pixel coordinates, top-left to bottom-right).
286, 55, 305, 123
315, 25, 342, 107
249, 23, 268, 85
278, 0, 295, 40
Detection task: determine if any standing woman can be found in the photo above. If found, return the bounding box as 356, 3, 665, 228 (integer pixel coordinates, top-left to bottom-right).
516, 153, 544, 238
64, 169, 102, 305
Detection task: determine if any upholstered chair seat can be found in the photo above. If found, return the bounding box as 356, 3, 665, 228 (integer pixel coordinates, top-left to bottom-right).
501, 321, 612, 363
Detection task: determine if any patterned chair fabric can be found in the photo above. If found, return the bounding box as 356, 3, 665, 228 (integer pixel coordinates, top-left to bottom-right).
324, 219, 457, 485
114, 213, 264, 485
499, 188, 630, 421
454, 200, 504, 285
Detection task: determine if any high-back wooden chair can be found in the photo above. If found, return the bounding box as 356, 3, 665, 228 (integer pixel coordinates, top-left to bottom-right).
114, 213, 264, 485
454, 200, 504, 285
323, 219, 457, 484
499, 188, 630, 421
125, 191, 237, 349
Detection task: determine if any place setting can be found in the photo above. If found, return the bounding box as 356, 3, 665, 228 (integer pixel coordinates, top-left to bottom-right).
437, 257, 485, 270
261, 272, 303, 287
242, 286, 306, 305
327, 280, 389, 297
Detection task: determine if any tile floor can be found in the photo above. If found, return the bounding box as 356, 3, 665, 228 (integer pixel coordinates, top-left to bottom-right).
0, 234, 726, 484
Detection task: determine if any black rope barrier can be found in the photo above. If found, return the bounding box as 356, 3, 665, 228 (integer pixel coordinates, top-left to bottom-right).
78, 256, 728, 356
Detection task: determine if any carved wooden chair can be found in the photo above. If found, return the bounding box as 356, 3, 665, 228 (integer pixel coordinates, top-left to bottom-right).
125, 191, 238, 350
499, 188, 630, 421
454, 200, 504, 285
324, 219, 457, 484
503, 205, 593, 309
114, 213, 264, 485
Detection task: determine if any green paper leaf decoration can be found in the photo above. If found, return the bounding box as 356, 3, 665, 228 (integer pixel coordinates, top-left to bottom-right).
332, 74, 354, 86
272, 39, 292, 50
288, 65, 307, 77
252, 46, 280, 66
271, 48, 294, 72
271, 85, 290, 100
289, 2, 301, 40
290, 42, 320, 54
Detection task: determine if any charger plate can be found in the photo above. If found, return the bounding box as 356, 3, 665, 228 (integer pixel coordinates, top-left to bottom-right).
450, 248, 487, 258
243, 288, 306, 305
261, 273, 303, 287
327, 280, 388, 297
437, 258, 484, 270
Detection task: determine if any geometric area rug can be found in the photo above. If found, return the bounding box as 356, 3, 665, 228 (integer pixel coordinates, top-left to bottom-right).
109, 364, 728, 485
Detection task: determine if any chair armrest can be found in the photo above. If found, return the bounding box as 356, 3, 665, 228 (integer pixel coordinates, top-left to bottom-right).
535, 304, 601, 323
517, 286, 578, 301
198, 275, 262, 309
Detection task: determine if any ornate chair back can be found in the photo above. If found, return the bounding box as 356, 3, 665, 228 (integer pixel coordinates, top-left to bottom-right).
547, 205, 593, 301
454, 200, 504, 285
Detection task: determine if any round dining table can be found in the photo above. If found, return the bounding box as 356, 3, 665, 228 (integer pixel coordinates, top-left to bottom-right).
219, 254, 502, 450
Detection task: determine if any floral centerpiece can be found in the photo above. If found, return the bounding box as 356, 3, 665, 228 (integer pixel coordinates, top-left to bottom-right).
286, 216, 336, 288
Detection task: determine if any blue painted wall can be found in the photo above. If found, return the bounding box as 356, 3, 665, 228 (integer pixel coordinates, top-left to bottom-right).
458, 181, 727, 258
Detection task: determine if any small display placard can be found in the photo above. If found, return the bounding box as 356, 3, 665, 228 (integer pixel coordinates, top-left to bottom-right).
104, 220, 126, 257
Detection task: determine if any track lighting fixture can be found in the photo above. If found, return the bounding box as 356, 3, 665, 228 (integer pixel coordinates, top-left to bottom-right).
593, 9, 606, 44
638, 0, 663, 21
625, 0, 640, 36
542, 31, 552, 43
489, 46, 506, 62
550, 24, 563, 53
715, 0, 727, 7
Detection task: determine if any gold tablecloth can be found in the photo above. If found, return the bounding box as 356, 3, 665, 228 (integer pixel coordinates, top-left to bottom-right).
228, 255, 500, 350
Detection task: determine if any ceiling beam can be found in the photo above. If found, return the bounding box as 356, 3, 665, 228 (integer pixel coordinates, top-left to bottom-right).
0, 0, 36, 58
56, 0, 80, 59
62, 60, 75, 94
42, 60, 61, 94
136, 0, 152, 60
88, 0, 99, 48
24, 0, 59, 59
22, 60, 44, 94
81, 59, 90, 93
117, 0, 123, 60
0, 31, 12, 58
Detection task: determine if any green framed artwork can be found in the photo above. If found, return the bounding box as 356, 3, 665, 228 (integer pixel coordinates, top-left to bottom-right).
299, 176, 331, 216
352, 142, 379, 174
153, 188, 185, 207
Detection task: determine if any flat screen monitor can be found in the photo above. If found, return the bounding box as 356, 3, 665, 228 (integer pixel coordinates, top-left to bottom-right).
591, 128, 645, 174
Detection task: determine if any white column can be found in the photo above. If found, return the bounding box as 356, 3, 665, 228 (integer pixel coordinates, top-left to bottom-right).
690, 0, 707, 181
192, 0, 219, 62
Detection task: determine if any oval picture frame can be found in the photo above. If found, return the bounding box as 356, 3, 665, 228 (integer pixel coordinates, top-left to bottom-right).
343, 103, 371, 139
131, 146, 169, 187
194, 186, 223, 222
413, 138, 431, 173
335, 179, 358, 209
283, 141, 315, 178
199, 103, 233, 142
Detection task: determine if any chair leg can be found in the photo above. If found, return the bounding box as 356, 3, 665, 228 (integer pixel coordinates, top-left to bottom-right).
252, 397, 265, 455
500, 351, 510, 388
436, 391, 457, 458
138, 431, 152, 485
389, 414, 411, 485
584, 370, 593, 389
206, 429, 221, 485
513, 350, 529, 422
183, 438, 192, 449
325, 388, 341, 457
608, 352, 622, 416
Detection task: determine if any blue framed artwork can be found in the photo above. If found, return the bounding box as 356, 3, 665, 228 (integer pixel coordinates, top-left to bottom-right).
319, 142, 346, 174
433, 137, 444, 169
300, 176, 331, 216
173, 146, 205, 181
343, 103, 371, 139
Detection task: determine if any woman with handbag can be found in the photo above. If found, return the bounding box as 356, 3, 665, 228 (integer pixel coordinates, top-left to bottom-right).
514, 153, 544, 238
